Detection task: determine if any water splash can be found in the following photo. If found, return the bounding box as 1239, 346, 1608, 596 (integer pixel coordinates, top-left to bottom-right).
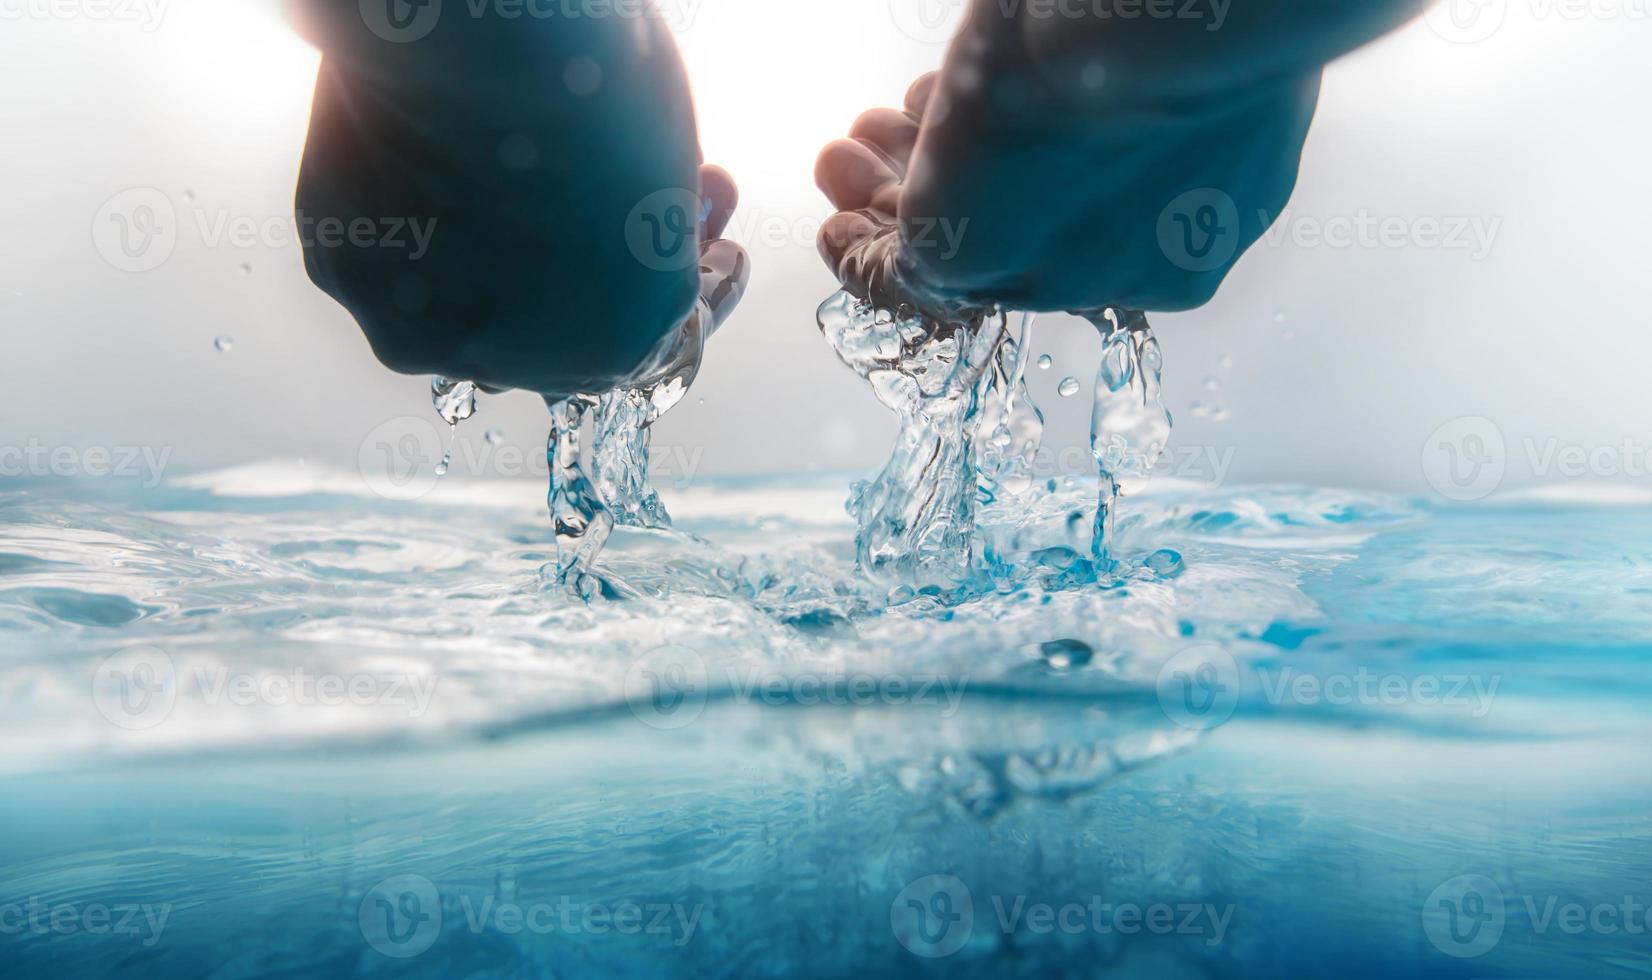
822, 294, 1172, 591
544, 394, 611, 591
1084, 309, 1172, 565
819, 291, 1007, 590
976, 312, 1044, 503
543, 298, 715, 587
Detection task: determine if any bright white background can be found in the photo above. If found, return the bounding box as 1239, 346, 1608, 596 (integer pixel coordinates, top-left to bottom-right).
3, 0, 1649, 500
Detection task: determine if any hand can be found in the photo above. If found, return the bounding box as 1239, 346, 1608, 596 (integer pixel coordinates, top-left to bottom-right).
815, 0, 1426, 314
289, 6, 747, 399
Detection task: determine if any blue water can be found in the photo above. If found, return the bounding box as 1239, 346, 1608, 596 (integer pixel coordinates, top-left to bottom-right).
2, 470, 1650, 977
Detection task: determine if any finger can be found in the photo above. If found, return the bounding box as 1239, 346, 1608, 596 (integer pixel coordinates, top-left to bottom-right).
816, 210, 880, 279
849, 108, 921, 174
815, 138, 902, 215
904, 72, 940, 118
698, 238, 749, 332
698, 164, 738, 241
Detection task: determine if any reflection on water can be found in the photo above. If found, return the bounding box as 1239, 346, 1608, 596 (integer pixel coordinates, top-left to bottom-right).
1, 472, 1650, 977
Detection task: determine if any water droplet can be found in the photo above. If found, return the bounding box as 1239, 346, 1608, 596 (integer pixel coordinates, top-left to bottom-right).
1273, 310, 1288, 325
182, 190, 196, 203
1037, 354, 1053, 371
213, 335, 234, 353
1145, 548, 1185, 579
1218, 354, 1234, 371
434, 453, 451, 478
1203, 376, 1221, 392
238, 263, 252, 278
697, 397, 706, 406
1040, 639, 1094, 671
1058, 377, 1082, 398
484, 428, 504, 447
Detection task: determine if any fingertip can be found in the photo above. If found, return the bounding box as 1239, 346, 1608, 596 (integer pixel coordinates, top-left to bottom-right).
698, 239, 749, 331
815, 138, 900, 214
849, 108, 921, 173
904, 72, 940, 118
698, 164, 738, 240
816, 211, 879, 274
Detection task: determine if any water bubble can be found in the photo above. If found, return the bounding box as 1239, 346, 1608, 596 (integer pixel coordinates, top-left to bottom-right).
182, 190, 196, 203
213, 335, 234, 353
1037, 354, 1053, 371
1218, 354, 1234, 371
1040, 639, 1095, 671
1273, 310, 1288, 325
1203, 376, 1221, 392
238, 263, 252, 278
484, 428, 504, 447
1057, 377, 1082, 398
1145, 548, 1185, 579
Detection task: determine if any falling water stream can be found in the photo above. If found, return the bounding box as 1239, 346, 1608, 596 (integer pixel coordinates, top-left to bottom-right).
818, 290, 1173, 595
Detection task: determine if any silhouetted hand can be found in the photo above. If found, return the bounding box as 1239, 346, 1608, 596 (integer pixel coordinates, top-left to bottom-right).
288, 3, 747, 399
817, 0, 1428, 314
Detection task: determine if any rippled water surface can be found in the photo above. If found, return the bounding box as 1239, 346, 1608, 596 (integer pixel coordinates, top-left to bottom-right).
2, 470, 1650, 977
